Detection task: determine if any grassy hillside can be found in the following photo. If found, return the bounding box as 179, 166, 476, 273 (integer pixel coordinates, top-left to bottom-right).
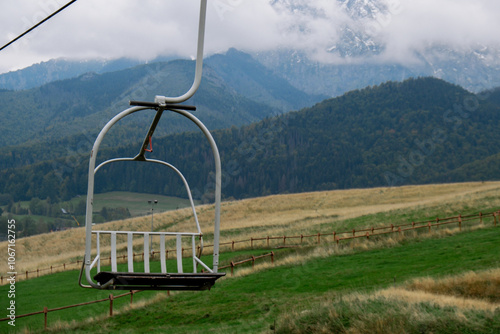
0, 182, 500, 275
1, 181, 499, 278
0, 181, 498, 332
0, 192, 199, 239
74, 191, 199, 217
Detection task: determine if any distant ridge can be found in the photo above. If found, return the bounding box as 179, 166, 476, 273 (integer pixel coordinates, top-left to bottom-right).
1, 77, 499, 202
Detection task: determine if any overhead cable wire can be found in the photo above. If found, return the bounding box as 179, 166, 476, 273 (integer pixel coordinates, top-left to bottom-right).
0, 0, 78, 52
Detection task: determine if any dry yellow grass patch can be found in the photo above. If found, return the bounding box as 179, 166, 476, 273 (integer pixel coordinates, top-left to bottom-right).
373, 288, 499, 312
349, 268, 500, 312
1, 181, 499, 279
405, 268, 500, 303
276, 269, 500, 334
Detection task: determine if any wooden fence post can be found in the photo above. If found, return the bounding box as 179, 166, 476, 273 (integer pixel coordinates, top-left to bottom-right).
44, 306, 48, 329
283, 236, 286, 245
317, 233, 321, 244
230, 262, 235, 277
333, 231, 336, 242
232, 241, 235, 251
130, 291, 134, 305
458, 215, 462, 231
479, 212, 483, 224
428, 222, 431, 233
271, 251, 274, 264
267, 236, 270, 247
109, 294, 114, 317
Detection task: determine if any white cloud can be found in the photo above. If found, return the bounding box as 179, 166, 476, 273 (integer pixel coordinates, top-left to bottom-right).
0, 0, 499, 74
363, 0, 500, 64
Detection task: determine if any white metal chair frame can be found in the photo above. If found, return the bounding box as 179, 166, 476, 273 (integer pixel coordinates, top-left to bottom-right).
79, 0, 224, 290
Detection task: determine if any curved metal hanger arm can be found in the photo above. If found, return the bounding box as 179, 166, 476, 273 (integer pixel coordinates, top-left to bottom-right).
154, 0, 208, 105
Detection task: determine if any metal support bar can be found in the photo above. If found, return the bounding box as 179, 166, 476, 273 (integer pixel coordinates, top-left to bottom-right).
135, 109, 164, 160
171, 108, 221, 272
160, 234, 166, 274
177, 234, 183, 273
194, 257, 213, 273
144, 234, 150, 273
90, 255, 100, 271
96, 232, 101, 272
127, 233, 134, 273
129, 101, 196, 111
192, 235, 197, 273
111, 233, 117, 272
154, 0, 207, 104
94, 158, 202, 235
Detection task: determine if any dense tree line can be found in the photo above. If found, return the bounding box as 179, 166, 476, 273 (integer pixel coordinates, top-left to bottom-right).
1, 77, 500, 204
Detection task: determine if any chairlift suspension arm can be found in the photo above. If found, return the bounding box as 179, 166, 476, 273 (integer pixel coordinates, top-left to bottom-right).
135, 109, 164, 160
154, 0, 207, 105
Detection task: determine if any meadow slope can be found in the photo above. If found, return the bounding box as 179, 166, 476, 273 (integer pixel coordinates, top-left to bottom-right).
1, 181, 500, 277
0, 182, 499, 333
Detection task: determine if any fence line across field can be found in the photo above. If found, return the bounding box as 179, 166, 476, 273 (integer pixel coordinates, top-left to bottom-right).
0, 252, 274, 329
1, 210, 498, 284
0, 210, 498, 329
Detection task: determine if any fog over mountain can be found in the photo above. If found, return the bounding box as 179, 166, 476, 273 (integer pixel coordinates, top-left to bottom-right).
1, 1, 498, 95
258, 0, 500, 95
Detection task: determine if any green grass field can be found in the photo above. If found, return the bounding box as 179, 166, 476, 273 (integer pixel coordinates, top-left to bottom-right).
1, 183, 499, 333
1, 225, 498, 333
6, 191, 198, 218
91, 192, 199, 217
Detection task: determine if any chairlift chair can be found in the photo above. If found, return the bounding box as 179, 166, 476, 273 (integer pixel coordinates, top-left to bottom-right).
79, 0, 225, 291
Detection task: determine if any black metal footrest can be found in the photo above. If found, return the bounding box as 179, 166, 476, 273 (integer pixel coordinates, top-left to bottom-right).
94, 271, 225, 291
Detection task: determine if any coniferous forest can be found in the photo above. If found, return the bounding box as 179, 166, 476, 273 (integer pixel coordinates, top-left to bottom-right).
1, 77, 499, 205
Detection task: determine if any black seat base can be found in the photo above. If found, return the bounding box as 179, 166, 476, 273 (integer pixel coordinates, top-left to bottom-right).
94, 272, 226, 291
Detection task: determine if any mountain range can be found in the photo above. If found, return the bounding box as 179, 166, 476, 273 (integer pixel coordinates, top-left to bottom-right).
258, 0, 500, 96
0, 49, 323, 170
1, 77, 499, 203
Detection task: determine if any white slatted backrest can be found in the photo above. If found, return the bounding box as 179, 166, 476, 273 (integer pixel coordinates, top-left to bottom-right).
144, 233, 150, 273
111, 232, 117, 272
127, 233, 134, 272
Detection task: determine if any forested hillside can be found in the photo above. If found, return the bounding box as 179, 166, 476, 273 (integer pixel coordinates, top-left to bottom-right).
1, 77, 499, 202
0, 51, 322, 170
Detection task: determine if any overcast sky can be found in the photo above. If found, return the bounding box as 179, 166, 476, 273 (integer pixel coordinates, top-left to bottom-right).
1, 0, 499, 74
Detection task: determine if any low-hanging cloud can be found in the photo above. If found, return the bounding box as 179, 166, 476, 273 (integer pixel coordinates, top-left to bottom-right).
0, 0, 499, 74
